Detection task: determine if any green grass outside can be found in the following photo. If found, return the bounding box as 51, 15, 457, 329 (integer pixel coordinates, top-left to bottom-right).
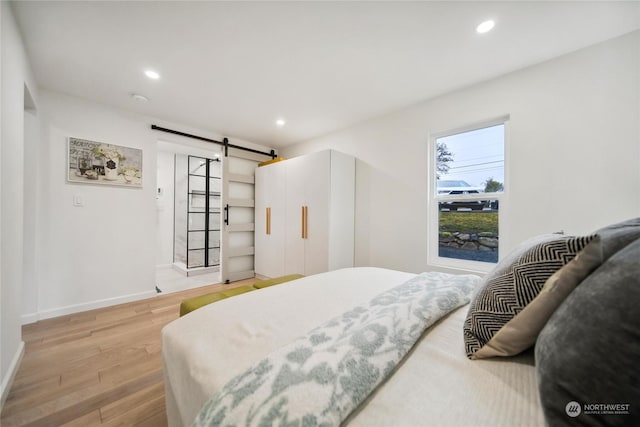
439, 211, 499, 235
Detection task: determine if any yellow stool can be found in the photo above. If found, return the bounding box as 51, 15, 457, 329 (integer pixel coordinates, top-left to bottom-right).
179, 285, 255, 317
179, 274, 305, 317
253, 273, 304, 289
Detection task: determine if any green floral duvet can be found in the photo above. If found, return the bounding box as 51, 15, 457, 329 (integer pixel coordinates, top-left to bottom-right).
193, 271, 481, 427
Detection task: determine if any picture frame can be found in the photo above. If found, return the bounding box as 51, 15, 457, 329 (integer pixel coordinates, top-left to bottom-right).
67, 137, 143, 187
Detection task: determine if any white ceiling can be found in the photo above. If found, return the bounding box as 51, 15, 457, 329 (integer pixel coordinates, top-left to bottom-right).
11, 1, 640, 148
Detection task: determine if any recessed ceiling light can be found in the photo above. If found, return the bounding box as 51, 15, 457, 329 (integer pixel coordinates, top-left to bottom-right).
276, 119, 286, 127
476, 20, 495, 34
144, 69, 160, 80
131, 93, 149, 102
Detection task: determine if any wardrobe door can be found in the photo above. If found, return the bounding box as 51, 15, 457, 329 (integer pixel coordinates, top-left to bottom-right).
254, 163, 286, 278
265, 149, 354, 277
327, 150, 355, 271
284, 156, 306, 275
302, 151, 331, 276
254, 166, 269, 276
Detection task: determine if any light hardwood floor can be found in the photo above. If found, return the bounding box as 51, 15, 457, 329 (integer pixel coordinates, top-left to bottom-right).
0, 278, 256, 427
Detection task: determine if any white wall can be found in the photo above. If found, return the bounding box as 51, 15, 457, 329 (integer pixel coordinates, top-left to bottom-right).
1, 1, 40, 405
36, 91, 158, 317
21, 108, 39, 323
282, 31, 640, 274
34, 91, 269, 318
0, 0, 5, 404
156, 150, 175, 267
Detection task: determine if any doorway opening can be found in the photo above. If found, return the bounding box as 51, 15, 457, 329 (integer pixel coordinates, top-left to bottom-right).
155, 140, 222, 293
173, 154, 222, 274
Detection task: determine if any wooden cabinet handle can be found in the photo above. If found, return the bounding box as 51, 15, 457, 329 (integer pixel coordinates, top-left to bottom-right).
266, 207, 271, 235
302, 206, 309, 239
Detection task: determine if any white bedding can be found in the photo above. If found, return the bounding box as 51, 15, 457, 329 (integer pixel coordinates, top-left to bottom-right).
162, 267, 545, 426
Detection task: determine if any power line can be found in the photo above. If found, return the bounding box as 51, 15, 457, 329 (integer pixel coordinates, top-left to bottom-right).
449, 160, 504, 170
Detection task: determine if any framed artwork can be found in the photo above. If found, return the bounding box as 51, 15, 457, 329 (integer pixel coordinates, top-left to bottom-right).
67, 137, 143, 187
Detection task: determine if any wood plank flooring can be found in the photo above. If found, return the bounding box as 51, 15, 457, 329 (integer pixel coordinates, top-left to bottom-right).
0, 278, 256, 427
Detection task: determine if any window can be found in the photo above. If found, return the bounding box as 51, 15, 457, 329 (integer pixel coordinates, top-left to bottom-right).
430, 119, 506, 270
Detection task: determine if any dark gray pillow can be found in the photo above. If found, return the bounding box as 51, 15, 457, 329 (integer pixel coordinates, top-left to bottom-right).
535, 237, 640, 426
592, 216, 640, 259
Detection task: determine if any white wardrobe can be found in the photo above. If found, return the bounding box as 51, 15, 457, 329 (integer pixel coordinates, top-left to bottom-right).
254, 150, 355, 278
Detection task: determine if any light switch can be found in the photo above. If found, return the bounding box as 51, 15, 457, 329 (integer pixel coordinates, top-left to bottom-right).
73, 194, 84, 207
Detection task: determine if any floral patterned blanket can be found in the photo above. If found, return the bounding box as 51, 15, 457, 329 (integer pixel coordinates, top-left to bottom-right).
193, 272, 480, 427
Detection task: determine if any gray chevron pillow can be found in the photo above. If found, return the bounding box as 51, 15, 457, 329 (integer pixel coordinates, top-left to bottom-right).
463, 234, 594, 359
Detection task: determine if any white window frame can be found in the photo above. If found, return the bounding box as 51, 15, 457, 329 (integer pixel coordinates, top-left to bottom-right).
428, 116, 509, 273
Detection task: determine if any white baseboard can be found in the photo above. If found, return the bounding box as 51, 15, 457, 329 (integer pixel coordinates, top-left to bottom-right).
0, 340, 25, 411
172, 263, 220, 277
21, 312, 39, 325
29, 290, 157, 322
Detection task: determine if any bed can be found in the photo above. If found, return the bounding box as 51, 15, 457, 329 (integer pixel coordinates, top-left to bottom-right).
162, 267, 544, 426
163, 218, 640, 426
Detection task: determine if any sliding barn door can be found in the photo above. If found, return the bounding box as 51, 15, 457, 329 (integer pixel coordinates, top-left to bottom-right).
220, 148, 271, 283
